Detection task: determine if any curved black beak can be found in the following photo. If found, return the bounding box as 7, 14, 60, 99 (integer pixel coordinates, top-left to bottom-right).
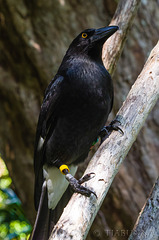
92, 26, 119, 43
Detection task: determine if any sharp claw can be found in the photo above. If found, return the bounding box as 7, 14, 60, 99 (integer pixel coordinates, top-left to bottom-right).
65, 173, 97, 198
89, 189, 97, 198
99, 119, 124, 141
74, 184, 96, 198
115, 126, 124, 135
78, 172, 95, 184
109, 124, 123, 135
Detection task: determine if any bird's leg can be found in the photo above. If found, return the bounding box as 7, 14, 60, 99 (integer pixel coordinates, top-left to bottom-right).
99, 119, 124, 143
59, 165, 97, 198
65, 172, 97, 198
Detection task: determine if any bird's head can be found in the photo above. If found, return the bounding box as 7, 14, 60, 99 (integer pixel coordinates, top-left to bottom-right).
67, 26, 119, 62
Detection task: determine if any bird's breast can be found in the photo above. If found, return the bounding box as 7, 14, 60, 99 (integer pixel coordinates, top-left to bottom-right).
61, 61, 112, 114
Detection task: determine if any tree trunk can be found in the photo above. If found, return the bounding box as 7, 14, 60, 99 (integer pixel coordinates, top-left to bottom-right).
0, 0, 159, 239
129, 177, 159, 240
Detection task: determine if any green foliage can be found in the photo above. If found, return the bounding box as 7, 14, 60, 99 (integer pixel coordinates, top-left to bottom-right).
0, 158, 32, 240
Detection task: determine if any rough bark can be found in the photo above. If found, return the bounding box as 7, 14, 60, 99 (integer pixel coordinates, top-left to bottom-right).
129, 177, 159, 240
103, 0, 141, 74
49, 41, 159, 240
0, 0, 159, 239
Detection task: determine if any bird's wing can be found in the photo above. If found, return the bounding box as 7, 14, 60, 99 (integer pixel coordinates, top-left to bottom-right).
34, 75, 64, 210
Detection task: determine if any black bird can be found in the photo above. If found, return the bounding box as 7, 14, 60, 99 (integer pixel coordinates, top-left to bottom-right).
31, 25, 119, 240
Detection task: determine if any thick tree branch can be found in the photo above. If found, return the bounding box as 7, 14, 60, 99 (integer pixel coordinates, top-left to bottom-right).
49, 40, 159, 240
103, 0, 141, 74
128, 177, 159, 240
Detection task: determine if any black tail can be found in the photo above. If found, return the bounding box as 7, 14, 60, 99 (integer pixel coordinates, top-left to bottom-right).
30, 181, 53, 240
30, 181, 72, 240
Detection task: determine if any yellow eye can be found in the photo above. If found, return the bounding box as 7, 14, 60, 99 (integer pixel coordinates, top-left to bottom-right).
82, 33, 88, 38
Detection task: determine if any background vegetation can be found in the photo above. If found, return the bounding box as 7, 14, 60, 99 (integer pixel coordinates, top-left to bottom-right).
0, 158, 31, 239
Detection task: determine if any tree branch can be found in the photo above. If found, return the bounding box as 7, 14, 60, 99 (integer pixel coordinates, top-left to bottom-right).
128, 177, 159, 240
103, 0, 141, 74
49, 40, 159, 240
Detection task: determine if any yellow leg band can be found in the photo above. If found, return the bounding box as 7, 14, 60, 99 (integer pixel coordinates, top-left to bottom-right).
59, 164, 70, 174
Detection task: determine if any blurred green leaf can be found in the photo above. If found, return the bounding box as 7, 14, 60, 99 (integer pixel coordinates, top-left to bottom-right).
0, 176, 12, 189
0, 158, 32, 239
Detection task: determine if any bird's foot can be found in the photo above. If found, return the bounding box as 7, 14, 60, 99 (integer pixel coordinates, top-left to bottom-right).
99, 119, 123, 143
65, 172, 97, 198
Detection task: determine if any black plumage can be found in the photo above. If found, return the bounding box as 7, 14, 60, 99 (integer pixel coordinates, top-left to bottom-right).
31, 25, 118, 240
